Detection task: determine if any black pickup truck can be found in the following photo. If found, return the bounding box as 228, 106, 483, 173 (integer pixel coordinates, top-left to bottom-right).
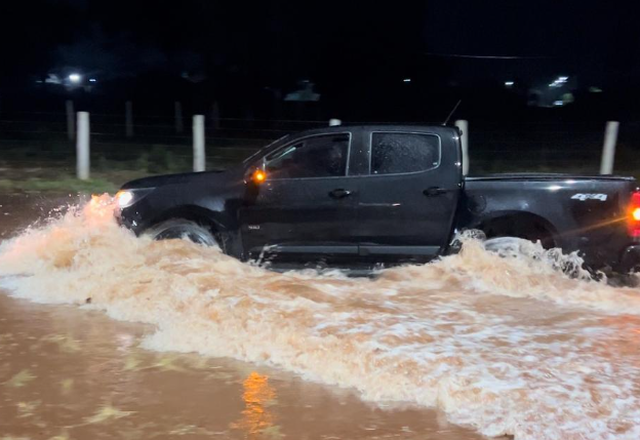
115, 125, 640, 273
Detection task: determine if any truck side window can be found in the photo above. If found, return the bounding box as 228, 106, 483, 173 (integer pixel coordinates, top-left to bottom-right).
371, 133, 440, 175
265, 134, 350, 179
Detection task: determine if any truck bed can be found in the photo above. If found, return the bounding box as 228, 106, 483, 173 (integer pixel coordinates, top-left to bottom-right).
461, 173, 638, 268
466, 173, 636, 182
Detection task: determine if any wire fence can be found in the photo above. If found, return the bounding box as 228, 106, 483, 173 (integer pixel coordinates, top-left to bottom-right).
468, 121, 640, 176
0, 113, 324, 180
1, 112, 640, 181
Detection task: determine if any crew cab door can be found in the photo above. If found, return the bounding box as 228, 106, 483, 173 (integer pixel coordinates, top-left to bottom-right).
240, 131, 360, 260
355, 129, 462, 259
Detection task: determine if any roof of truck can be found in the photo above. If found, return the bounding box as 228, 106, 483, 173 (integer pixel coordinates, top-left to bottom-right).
295, 124, 460, 136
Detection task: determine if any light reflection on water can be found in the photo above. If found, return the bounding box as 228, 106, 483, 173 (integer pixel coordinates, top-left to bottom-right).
232, 372, 278, 438
0, 294, 482, 440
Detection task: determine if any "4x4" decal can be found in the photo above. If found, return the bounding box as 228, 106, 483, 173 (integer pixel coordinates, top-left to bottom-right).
571, 193, 608, 201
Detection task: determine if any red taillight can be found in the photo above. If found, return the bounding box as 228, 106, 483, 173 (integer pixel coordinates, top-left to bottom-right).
628, 191, 640, 237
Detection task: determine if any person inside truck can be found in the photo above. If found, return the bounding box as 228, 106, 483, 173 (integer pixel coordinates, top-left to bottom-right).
266, 135, 349, 179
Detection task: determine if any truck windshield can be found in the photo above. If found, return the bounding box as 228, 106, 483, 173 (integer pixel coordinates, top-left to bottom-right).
242, 135, 291, 165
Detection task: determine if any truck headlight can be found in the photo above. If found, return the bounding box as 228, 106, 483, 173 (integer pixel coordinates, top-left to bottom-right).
115, 188, 153, 209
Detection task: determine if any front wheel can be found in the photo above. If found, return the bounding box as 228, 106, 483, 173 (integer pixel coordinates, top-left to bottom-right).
145, 219, 218, 247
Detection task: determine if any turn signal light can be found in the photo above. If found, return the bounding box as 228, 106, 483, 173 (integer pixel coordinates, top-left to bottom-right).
252, 169, 267, 184
633, 208, 640, 222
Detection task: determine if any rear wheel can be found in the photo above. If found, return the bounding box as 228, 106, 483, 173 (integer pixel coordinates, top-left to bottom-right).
145, 219, 217, 247
483, 236, 533, 254
481, 217, 556, 250
483, 235, 593, 279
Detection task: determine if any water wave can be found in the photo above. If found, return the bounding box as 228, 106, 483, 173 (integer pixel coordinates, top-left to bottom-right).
1, 195, 640, 440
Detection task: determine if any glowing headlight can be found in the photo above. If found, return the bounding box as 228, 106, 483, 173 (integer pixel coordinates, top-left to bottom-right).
116, 191, 134, 208
115, 188, 153, 209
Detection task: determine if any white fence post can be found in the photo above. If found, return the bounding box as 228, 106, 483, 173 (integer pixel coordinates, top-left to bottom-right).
455, 119, 469, 176
193, 115, 206, 172
600, 121, 620, 175
65, 100, 75, 141
174, 101, 184, 134
76, 112, 90, 180
125, 101, 134, 138
329, 118, 342, 126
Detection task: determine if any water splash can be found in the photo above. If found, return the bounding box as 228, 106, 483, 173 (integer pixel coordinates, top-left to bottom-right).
1, 196, 640, 440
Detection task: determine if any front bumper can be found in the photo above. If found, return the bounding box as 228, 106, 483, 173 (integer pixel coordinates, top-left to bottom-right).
114, 205, 144, 235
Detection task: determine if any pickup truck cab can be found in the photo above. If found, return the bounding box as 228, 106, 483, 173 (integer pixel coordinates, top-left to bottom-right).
115, 125, 640, 273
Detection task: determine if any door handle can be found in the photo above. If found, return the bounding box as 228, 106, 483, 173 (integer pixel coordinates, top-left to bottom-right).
423, 187, 447, 196
329, 188, 353, 199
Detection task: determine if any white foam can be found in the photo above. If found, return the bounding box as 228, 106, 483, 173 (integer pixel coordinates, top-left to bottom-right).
1, 195, 640, 439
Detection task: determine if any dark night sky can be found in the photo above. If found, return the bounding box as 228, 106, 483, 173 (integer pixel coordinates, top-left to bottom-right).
0, 1, 638, 120
2, 1, 637, 83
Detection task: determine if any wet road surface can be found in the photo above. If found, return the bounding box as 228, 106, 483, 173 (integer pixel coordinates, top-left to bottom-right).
0, 294, 481, 440
0, 193, 485, 440
2, 193, 640, 440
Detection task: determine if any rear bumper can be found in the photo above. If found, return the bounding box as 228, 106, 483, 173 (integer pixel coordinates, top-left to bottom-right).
618, 245, 640, 273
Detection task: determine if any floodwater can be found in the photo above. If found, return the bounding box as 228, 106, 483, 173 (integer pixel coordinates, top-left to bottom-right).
1, 195, 640, 440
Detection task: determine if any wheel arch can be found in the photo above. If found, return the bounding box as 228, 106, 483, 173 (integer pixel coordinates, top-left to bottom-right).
472, 210, 560, 248
143, 205, 234, 235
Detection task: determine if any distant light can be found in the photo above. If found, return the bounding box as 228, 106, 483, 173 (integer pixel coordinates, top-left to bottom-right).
89, 78, 97, 83
553, 100, 564, 106
589, 86, 603, 93
504, 81, 514, 87
549, 76, 569, 88
403, 78, 411, 83
69, 73, 81, 83
45, 74, 61, 85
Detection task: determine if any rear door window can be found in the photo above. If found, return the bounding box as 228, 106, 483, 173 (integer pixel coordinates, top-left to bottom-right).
370, 133, 440, 175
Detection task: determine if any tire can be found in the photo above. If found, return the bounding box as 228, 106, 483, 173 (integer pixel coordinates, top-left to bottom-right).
484, 236, 591, 279
483, 236, 531, 255
145, 219, 217, 247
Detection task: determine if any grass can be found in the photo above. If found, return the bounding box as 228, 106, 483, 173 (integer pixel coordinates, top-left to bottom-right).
0, 165, 153, 195
0, 140, 260, 196
0, 176, 118, 194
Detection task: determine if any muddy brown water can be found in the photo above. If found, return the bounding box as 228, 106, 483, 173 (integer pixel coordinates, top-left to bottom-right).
0, 193, 485, 440
0, 294, 481, 440
0, 193, 91, 240
2, 193, 640, 440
